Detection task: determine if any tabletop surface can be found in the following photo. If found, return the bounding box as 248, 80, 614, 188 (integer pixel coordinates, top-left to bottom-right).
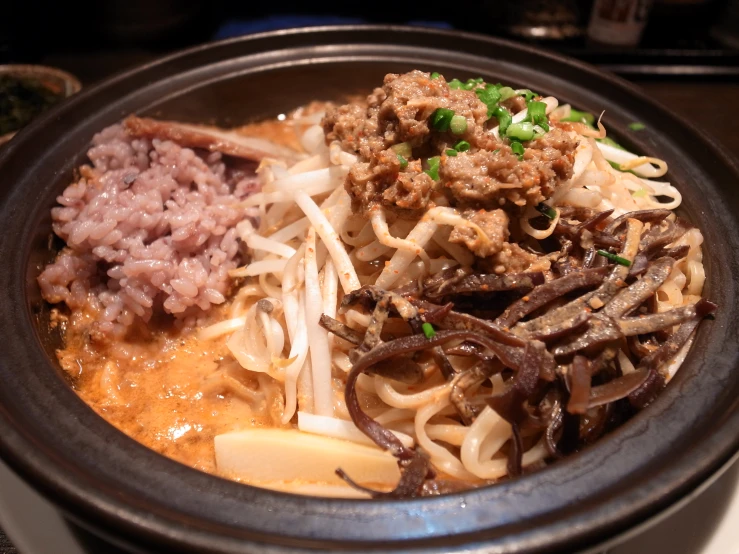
0, 43, 737, 554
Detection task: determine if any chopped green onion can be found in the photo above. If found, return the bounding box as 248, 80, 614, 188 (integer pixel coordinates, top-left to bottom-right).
422, 322, 436, 339
632, 188, 648, 198
448, 78, 464, 90
454, 140, 471, 152
465, 77, 484, 90
493, 149, 500, 154
430, 72, 441, 80
527, 101, 546, 120
506, 121, 535, 141
607, 160, 636, 175
476, 84, 502, 117
526, 100, 549, 132
597, 249, 631, 267
492, 105, 512, 135
445, 149, 458, 157
536, 202, 557, 220
518, 89, 538, 102
391, 142, 412, 158
498, 86, 517, 102
431, 108, 455, 132
397, 154, 408, 169
597, 137, 626, 151
450, 115, 467, 135
561, 108, 595, 126
628, 122, 646, 131
425, 156, 441, 180
510, 141, 525, 160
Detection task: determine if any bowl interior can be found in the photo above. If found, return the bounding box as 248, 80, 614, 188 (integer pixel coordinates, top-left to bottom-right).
1, 28, 738, 554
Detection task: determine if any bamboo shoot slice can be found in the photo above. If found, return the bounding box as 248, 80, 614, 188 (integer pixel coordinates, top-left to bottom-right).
215, 429, 400, 488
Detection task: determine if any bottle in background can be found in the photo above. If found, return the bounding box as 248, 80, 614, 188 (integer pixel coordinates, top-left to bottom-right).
587, 0, 654, 46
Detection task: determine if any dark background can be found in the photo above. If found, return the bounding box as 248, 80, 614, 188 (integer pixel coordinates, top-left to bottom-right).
2, 0, 739, 81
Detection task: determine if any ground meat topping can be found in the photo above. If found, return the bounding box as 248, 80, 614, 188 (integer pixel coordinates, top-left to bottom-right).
449, 209, 509, 258
441, 127, 577, 209
322, 70, 579, 262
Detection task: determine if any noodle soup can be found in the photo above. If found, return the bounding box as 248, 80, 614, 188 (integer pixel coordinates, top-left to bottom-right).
38, 71, 715, 498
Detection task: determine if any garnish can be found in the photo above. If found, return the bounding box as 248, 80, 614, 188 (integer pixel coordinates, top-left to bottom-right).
431, 108, 455, 132
526, 100, 550, 132
510, 141, 525, 161
498, 86, 517, 102
445, 149, 458, 157
425, 156, 441, 180
450, 115, 468, 135
628, 122, 646, 131
518, 89, 538, 102
597, 249, 631, 266
492, 105, 512, 135
536, 202, 557, 220
391, 142, 412, 158
454, 140, 471, 152
397, 154, 408, 169
430, 72, 441, 79
475, 84, 502, 117
422, 322, 436, 339
506, 122, 535, 141
561, 108, 595, 126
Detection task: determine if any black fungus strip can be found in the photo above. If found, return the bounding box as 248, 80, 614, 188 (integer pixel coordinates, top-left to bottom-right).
514, 219, 642, 338
421, 267, 472, 299
421, 302, 455, 325
544, 395, 564, 457
552, 314, 623, 358
604, 257, 675, 319
424, 271, 545, 299
588, 368, 650, 408
628, 369, 665, 410
579, 403, 612, 444
507, 423, 524, 478
619, 299, 717, 336
567, 355, 592, 414
495, 267, 609, 328
627, 335, 657, 359
413, 299, 527, 348
431, 345, 457, 380
648, 244, 690, 261
336, 451, 432, 499
319, 314, 363, 345
628, 254, 650, 277
345, 330, 544, 457
365, 357, 424, 384
628, 314, 711, 408
450, 360, 497, 425
529, 310, 594, 342
639, 218, 692, 257
604, 208, 671, 235
555, 220, 621, 249
486, 341, 545, 424
577, 209, 614, 233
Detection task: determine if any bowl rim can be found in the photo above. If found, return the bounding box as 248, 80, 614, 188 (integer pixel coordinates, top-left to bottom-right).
0, 24, 738, 554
